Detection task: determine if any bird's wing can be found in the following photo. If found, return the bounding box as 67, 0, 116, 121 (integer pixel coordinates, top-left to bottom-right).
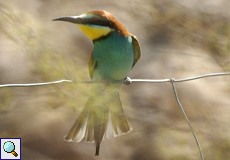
131, 35, 141, 67
88, 53, 97, 79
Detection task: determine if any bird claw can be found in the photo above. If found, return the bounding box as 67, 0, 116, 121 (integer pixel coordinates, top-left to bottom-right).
123, 77, 132, 85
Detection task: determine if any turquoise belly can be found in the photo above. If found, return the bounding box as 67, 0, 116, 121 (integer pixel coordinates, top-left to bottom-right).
93, 32, 134, 81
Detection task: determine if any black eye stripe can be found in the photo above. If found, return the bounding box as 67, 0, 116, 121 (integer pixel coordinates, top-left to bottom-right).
80, 18, 113, 28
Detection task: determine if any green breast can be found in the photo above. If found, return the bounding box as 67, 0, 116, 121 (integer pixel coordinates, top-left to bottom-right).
93, 32, 134, 81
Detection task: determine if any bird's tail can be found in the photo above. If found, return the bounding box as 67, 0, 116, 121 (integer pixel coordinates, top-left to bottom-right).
64, 85, 132, 156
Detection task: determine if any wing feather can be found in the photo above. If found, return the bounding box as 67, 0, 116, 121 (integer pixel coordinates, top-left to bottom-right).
131, 35, 141, 67
88, 54, 97, 79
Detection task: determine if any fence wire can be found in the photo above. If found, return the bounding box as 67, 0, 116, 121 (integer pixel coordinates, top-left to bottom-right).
1, 72, 230, 160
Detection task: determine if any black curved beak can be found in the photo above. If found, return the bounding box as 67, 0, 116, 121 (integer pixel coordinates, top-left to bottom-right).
53, 16, 83, 24
53, 15, 110, 27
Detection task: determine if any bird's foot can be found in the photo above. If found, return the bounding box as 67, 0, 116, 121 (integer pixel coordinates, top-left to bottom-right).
122, 77, 132, 85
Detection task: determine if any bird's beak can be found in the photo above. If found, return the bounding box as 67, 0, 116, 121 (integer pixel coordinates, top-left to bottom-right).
53, 16, 83, 24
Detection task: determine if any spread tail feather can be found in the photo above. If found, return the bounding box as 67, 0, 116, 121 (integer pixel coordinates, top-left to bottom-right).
64, 88, 132, 155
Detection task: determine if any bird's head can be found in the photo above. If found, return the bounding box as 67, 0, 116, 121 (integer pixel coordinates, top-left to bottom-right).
53, 10, 130, 41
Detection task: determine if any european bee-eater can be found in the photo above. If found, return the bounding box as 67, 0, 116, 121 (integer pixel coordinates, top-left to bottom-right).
53, 10, 141, 156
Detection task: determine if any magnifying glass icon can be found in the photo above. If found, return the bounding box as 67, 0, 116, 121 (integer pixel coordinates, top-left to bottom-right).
3, 141, 18, 157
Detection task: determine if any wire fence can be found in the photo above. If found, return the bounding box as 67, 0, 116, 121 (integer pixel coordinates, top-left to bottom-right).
1, 72, 230, 160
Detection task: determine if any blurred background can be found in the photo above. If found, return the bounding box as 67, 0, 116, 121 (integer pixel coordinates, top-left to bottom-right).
0, 0, 230, 159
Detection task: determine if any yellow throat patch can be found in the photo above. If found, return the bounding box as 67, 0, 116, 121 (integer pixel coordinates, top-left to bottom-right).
78, 24, 112, 40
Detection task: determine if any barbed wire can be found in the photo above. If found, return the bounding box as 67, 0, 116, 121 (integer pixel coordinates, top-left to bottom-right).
1, 72, 230, 160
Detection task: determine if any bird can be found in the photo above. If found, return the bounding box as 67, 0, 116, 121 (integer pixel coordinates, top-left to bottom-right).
53, 10, 141, 156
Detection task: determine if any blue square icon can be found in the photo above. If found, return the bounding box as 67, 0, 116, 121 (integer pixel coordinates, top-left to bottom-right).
0, 138, 21, 160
